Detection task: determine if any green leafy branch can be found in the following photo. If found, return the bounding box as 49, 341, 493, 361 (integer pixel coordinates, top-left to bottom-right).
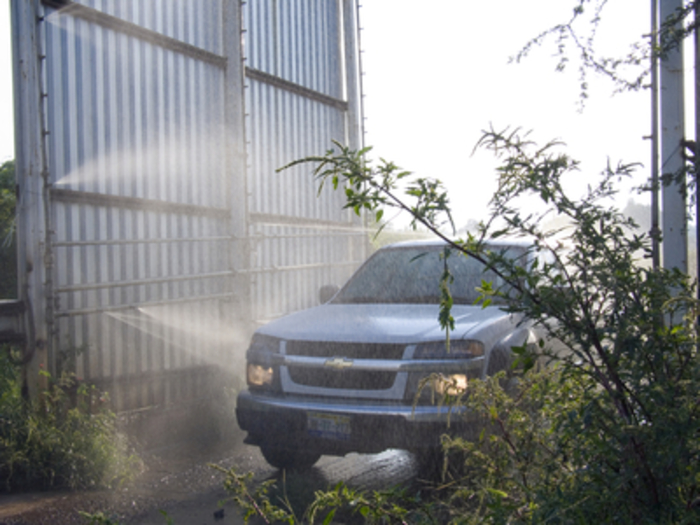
512, 0, 700, 104
284, 128, 700, 520
213, 465, 296, 524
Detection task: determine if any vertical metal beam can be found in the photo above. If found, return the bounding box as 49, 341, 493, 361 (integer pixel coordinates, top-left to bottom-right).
695, 1, 700, 286
342, 0, 367, 263
651, 0, 661, 270
660, 0, 687, 272
10, 0, 51, 398
342, 0, 361, 151
223, 0, 252, 342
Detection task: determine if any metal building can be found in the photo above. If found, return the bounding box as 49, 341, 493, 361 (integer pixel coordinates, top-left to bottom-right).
9, 0, 365, 412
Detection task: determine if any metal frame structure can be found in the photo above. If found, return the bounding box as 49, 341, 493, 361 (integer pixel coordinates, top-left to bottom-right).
8, 0, 365, 411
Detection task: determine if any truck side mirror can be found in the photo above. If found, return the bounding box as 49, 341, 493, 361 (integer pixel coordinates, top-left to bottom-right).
319, 284, 340, 304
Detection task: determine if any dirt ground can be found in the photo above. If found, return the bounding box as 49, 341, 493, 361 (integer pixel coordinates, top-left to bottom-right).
0, 429, 270, 525
0, 429, 421, 525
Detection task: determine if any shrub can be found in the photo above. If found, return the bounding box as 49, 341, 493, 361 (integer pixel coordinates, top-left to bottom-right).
0, 344, 142, 491
273, 131, 700, 523
0, 159, 17, 298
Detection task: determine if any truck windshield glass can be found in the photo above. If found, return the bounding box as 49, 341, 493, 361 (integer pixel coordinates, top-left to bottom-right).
334, 246, 520, 305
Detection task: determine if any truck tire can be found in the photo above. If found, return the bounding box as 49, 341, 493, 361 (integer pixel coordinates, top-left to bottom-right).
259, 445, 321, 471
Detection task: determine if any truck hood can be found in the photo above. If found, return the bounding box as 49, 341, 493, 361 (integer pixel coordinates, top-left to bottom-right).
256, 303, 513, 344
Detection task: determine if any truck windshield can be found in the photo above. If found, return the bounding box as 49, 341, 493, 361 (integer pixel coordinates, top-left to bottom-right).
334, 245, 521, 305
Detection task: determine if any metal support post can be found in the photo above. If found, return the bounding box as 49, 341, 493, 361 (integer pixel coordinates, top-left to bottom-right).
660, 0, 687, 273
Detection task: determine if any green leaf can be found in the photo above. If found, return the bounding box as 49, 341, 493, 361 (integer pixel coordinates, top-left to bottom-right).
487, 488, 509, 499
323, 509, 336, 525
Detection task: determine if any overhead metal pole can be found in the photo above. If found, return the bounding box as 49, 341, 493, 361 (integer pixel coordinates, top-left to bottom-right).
695, 1, 700, 287
11, 0, 52, 399
660, 0, 687, 273
223, 0, 252, 342
343, 0, 362, 151
651, 0, 660, 270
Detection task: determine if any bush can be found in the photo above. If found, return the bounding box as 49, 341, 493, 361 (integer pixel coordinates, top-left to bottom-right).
0, 159, 17, 298
273, 131, 700, 523
0, 344, 142, 491
84, 133, 698, 523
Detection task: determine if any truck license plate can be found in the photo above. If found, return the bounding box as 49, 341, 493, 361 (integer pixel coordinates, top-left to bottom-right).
307, 411, 351, 441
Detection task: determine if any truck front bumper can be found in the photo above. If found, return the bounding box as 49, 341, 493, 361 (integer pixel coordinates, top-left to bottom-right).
236, 390, 475, 456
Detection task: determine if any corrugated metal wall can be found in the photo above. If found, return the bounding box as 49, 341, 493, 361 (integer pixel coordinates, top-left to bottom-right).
39, 0, 239, 411
243, 0, 366, 324
12, 0, 365, 411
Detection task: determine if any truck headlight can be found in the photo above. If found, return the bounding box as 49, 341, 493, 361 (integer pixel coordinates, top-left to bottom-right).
407, 339, 483, 403
247, 363, 274, 387
245, 333, 281, 391
431, 373, 468, 395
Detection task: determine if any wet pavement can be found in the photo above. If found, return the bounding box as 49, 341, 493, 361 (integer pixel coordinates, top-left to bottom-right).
0, 431, 421, 525
129, 448, 419, 525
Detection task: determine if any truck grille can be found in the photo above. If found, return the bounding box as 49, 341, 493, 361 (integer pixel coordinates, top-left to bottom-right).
285, 341, 406, 390
287, 368, 396, 390
286, 341, 406, 359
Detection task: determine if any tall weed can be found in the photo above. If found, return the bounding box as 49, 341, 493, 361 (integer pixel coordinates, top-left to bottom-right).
0, 344, 142, 491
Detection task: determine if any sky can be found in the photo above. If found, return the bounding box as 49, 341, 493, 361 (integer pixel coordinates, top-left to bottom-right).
359, 0, 655, 227
0, 1, 664, 227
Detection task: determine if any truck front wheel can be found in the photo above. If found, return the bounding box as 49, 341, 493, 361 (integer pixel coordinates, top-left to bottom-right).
259, 445, 321, 471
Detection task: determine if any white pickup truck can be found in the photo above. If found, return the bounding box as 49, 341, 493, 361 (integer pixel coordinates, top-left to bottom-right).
236, 239, 540, 470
